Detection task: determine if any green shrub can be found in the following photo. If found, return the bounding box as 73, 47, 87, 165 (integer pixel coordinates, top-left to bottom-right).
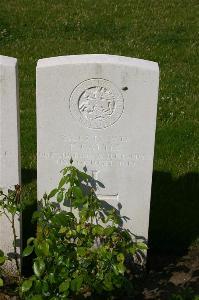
21, 163, 147, 299
0, 186, 24, 279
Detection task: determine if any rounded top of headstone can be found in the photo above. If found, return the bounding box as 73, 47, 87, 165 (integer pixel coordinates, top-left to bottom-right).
37, 54, 159, 72
0, 55, 17, 66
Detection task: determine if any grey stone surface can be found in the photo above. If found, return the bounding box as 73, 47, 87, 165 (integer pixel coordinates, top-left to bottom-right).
37, 54, 159, 240
0, 55, 21, 273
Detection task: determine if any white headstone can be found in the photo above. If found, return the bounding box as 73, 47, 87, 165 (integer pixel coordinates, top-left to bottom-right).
37, 54, 159, 240
0, 55, 21, 273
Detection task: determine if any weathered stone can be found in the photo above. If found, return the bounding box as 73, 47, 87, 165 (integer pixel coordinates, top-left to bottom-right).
0, 55, 21, 273
37, 54, 159, 240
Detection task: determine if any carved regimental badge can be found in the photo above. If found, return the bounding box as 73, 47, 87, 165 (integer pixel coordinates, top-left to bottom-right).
69, 79, 124, 129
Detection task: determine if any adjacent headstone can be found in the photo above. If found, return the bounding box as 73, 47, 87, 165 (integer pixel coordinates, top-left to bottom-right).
0, 55, 21, 273
37, 54, 159, 240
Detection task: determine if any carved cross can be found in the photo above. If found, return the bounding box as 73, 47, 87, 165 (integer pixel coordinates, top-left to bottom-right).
90, 169, 119, 202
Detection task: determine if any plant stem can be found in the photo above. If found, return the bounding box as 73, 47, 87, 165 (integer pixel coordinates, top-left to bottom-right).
11, 214, 20, 275
3, 208, 12, 223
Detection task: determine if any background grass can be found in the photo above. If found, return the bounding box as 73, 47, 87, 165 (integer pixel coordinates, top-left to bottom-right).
0, 0, 198, 252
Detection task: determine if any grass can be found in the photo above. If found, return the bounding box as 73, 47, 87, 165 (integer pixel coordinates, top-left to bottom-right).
0, 0, 198, 251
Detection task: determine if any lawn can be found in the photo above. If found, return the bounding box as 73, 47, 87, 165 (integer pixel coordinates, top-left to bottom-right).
0, 0, 198, 252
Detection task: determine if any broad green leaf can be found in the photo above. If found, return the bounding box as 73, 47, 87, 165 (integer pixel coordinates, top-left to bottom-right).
48, 188, 58, 198
0, 250, 4, 257
52, 211, 73, 226
33, 259, 46, 277
112, 264, 119, 275
117, 253, 125, 263
0, 278, 3, 287
27, 237, 35, 245
59, 279, 70, 292
117, 262, 126, 274
23, 245, 34, 257
103, 273, 113, 291
67, 229, 73, 237
76, 224, 81, 233
32, 211, 41, 222
112, 213, 121, 225
7, 206, 17, 215
73, 197, 84, 208
21, 279, 33, 293
61, 166, 69, 175
121, 229, 131, 240
39, 241, 50, 256
59, 226, 67, 234
72, 186, 83, 198
48, 273, 55, 284
129, 245, 137, 255
42, 280, 49, 293
77, 247, 87, 256
82, 228, 88, 236
57, 190, 64, 203
137, 242, 148, 250
92, 225, 103, 235
71, 275, 83, 292
34, 279, 42, 292
0, 256, 6, 265
31, 296, 43, 300
58, 176, 68, 189
104, 226, 115, 236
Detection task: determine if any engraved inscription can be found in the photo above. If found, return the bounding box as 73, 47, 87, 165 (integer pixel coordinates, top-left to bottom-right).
38, 135, 153, 169
69, 79, 124, 129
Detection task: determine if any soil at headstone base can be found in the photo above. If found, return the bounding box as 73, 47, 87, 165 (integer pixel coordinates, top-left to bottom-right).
135, 245, 199, 300
0, 246, 198, 300
0, 274, 19, 300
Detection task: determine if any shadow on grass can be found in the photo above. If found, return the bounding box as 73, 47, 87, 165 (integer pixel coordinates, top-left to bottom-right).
148, 170, 199, 262
136, 171, 199, 299
21, 168, 37, 184
21, 168, 37, 276
148, 171, 199, 270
